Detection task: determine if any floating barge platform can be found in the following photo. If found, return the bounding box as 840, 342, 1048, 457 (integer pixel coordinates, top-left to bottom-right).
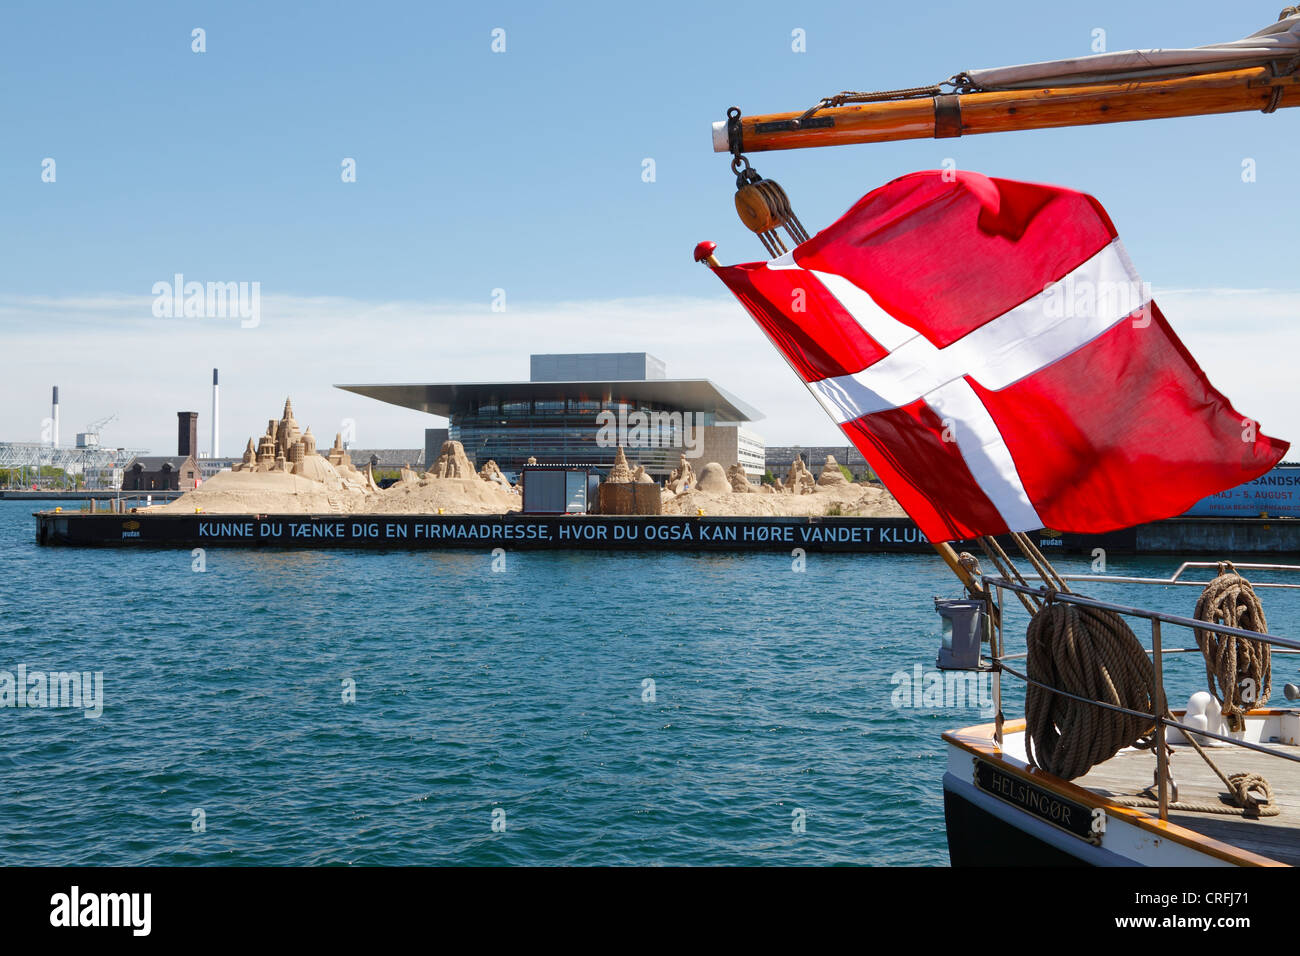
30, 511, 1300, 555
2, 490, 183, 501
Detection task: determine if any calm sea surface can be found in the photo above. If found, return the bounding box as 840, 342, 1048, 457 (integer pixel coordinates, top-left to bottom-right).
4, 500, 1299, 865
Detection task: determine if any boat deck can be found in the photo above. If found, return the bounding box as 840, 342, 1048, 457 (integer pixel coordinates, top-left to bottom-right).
1077, 741, 1300, 865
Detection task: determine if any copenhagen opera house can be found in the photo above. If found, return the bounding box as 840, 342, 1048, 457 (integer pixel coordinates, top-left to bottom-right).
338, 352, 765, 481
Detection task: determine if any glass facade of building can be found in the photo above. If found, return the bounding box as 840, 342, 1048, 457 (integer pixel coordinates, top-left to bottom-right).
451, 398, 717, 478
338, 353, 763, 480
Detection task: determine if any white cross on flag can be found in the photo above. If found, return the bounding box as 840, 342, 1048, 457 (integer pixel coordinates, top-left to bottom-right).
711, 171, 1287, 542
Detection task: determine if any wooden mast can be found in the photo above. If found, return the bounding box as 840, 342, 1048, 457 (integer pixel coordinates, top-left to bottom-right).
715, 66, 1299, 154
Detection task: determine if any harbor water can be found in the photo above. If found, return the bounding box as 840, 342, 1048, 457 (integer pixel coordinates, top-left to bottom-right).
4, 500, 1300, 865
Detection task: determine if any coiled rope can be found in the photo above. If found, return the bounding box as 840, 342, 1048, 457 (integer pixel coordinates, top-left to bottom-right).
1193, 562, 1271, 731
1024, 602, 1156, 782
1114, 766, 1277, 818
1024, 574, 1277, 817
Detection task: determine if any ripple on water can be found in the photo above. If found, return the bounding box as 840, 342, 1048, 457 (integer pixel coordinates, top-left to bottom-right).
3, 503, 1292, 864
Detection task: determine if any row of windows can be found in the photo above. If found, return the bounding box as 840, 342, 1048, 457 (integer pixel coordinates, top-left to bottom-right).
459, 400, 717, 420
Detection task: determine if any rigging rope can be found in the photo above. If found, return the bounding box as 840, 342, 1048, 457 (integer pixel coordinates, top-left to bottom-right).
1024, 601, 1156, 781
1022, 567, 1278, 818
1193, 563, 1271, 731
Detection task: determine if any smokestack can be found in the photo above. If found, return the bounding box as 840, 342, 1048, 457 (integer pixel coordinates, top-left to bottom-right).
51, 386, 59, 448
178, 411, 198, 458
211, 368, 220, 458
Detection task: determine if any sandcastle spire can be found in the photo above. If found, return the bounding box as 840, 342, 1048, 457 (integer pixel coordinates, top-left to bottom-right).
607, 446, 634, 483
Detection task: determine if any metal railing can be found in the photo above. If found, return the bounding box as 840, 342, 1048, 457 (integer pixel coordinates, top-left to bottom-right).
982, 569, 1300, 822
1016, 561, 1300, 590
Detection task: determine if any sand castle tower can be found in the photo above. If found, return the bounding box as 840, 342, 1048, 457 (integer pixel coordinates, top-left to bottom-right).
235, 437, 256, 472
606, 447, 635, 483
256, 431, 278, 470
328, 432, 353, 470
275, 398, 302, 460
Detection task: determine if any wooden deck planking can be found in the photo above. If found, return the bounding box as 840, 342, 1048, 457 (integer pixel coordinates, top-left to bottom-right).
1077, 742, 1300, 865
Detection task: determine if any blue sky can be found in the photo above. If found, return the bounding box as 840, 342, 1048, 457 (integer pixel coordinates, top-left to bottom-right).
3, 0, 1297, 454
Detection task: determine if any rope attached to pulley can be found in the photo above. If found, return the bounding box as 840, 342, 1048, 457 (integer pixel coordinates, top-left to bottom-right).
1193, 562, 1271, 731
726, 108, 812, 256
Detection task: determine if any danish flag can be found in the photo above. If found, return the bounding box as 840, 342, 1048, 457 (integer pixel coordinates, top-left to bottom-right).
710, 171, 1287, 542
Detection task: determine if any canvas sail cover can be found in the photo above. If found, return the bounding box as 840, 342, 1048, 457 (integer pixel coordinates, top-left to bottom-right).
965, 12, 1300, 89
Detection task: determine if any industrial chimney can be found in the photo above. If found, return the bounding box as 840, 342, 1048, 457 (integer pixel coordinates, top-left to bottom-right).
178, 411, 198, 458
51, 386, 59, 448
211, 368, 220, 458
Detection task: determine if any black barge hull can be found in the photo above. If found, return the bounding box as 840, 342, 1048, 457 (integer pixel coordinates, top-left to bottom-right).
31, 511, 1300, 555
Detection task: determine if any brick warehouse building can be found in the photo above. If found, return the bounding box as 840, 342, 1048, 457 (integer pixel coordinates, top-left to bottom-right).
122, 411, 200, 491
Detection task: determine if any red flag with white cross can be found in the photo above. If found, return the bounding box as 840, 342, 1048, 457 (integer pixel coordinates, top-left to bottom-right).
707, 170, 1287, 542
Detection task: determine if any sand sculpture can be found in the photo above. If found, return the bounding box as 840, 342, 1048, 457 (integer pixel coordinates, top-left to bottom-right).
784, 456, 817, 495
606, 447, 635, 483
368, 439, 520, 514
231, 399, 373, 494
155, 398, 375, 513
479, 459, 512, 488
597, 447, 662, 515
696, 462, 731, 494
818, 455, 850, 487
145, 399, 904, 518
727, 463, 758, 494
428, 440, 475, 478
666, 454, 697, 494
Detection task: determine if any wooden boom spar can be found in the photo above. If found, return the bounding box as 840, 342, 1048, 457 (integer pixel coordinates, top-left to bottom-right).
714, 66, 1300, 154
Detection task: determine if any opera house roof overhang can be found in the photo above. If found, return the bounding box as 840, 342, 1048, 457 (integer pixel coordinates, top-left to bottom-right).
335, 379, 764, 423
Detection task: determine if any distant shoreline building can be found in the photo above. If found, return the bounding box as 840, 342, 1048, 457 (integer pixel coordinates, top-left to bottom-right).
338, 352, 765, 480
123, 412, 202, 490
766, 445, 875, 481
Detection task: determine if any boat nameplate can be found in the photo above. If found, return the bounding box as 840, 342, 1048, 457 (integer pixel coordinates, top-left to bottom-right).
973, 757, 1100, 845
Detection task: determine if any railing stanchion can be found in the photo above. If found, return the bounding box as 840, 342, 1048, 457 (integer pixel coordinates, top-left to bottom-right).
993, 582, 1004, 747
1151, 619, 1169, 821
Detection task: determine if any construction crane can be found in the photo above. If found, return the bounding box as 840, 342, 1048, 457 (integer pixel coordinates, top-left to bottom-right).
76, 414, 117, 449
